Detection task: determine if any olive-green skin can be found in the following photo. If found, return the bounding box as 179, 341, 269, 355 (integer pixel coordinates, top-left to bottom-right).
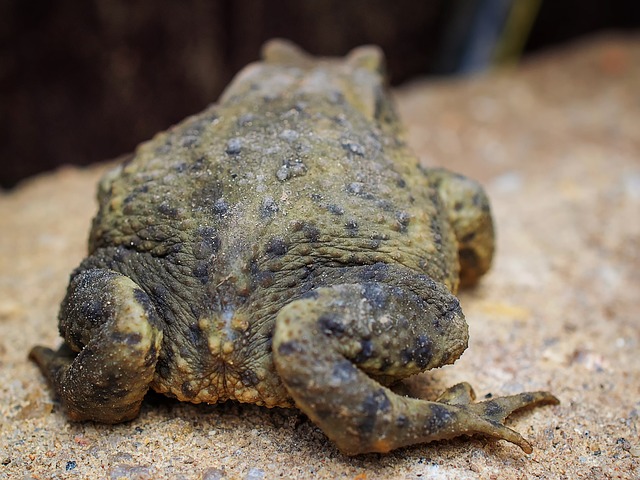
30, 40, 557, 455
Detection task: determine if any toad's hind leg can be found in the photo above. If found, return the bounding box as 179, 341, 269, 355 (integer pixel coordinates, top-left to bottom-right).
429, 168, 495, 287
29, 269, 162, 423
272, 280, 558, 455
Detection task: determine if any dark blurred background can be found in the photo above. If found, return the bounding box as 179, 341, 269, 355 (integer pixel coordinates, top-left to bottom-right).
1, 0, 639, 188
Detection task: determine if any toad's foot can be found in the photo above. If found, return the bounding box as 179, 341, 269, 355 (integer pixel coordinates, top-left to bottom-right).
29, 269, 163, 423
273, 279, 558, 455
434, 382, 559, 453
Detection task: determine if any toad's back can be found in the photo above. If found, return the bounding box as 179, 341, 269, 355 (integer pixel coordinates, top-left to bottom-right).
91, 40, 458, 288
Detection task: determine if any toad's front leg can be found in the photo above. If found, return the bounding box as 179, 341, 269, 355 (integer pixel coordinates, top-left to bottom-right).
272, 274, 557, 455
29, 269, 163, 423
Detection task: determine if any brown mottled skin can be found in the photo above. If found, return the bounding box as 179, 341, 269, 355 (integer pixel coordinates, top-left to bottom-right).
30, 40, 557, 455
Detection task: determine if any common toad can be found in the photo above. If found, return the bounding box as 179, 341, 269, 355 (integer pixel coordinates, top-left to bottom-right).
30, 39, 557, 455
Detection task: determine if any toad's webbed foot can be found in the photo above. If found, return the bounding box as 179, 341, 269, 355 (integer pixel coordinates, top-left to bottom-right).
29, 269, 163, 423
272, 278, 558, 455
434, 382, 559, 453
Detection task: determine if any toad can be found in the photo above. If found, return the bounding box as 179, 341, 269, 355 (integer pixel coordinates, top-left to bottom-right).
30, 39, 557, 455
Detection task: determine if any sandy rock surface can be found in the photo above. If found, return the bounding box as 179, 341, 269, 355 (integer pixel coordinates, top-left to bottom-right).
1, 35, 638, 479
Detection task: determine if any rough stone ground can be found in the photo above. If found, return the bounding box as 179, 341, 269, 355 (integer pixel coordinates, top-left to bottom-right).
1, 35, 638, 479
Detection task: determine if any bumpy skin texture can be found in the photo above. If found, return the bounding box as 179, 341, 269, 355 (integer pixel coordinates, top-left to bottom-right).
30, 40, 557, 455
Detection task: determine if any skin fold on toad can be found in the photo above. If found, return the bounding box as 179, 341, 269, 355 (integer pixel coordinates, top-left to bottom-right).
29, 39, 558, 456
